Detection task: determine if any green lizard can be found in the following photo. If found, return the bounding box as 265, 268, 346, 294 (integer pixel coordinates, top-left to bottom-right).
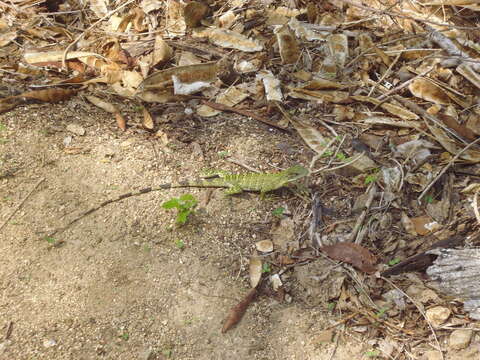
49, 165, 308, 236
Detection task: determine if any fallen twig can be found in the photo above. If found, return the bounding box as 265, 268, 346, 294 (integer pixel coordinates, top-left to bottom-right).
0, 178, 45, 233
202, 100, 288, 131
418, 137, 480, 203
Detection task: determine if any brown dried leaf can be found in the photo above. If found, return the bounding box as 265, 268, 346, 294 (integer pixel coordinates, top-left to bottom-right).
85, 95, 118, 113
438, 113, 476, 141
275, 24, 300, 65
249, 256, 262, 288
22, 88, 77, 103
409, 78, 450, 105
142, 108, 154, 130
222, 288, 257, 333
139, 62, 218, 92
351, 95, 419, 120
0, 97, 22, 114
183, 1, 209, 28
290, 118, 330, 155
321, 242, 377, 273
115, 112, 127, 131
208, 28, 263, 52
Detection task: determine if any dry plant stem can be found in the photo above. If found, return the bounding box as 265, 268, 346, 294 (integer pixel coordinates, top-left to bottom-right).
202, 100, 288, 131
309, 138, 337, 170
62, 0, 136, 68
427, 25, 480, 72
393, 95, 468, 145
376, 67, 434, 101
473, 190, 480, 225
391, 158, 405, 193
313, 152, 365, 174
327, 325, 342, 360
348, 183, 377, 244
336, 0, 478, 30
382, 277, 444, 359
323, 312, 360, 330
0, 178, 45, 233
418, 137, 480, 203
368, 52, 401, 97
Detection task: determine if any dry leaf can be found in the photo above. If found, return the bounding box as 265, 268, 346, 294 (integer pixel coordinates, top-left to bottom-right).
321, 242, 377, 273
249, 256, 262, 288
275, 24, 300, 65
142, 107, 154, 130
409, 78, 450, 105
208, 28, 263, 52
115, 112, 127, 131
183, 1, 209, 28
222, 288, 257, 333
85, 95, 118, 113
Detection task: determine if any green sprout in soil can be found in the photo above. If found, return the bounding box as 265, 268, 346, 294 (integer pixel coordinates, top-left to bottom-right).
162, 194, 198, 225
272, 207, 285, 217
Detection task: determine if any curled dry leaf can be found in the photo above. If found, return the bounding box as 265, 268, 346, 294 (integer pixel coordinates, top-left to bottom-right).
321, 242, 377, 273
142, 107, 154, 130
290, 118, 329, 155
249, 256, 262, 288
221, 288, 257, 333
85, 95, 118, 113
208, 28, 263, 52
409, 78, 450, 105
255, 240, 274, 253
401, 212, 416, 235
275, 24, 300, 65
21, 88, 76, 103
0, 88, 76, 114
115, 112, 127, 131
183, 1, 209, 28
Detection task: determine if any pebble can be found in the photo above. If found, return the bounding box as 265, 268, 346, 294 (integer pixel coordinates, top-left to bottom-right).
425, 306, 451, 327
63, 136, 73, 146
449, 329, 473, 350
66, 124, 85, 136
423, 350, 443, 360
43, 339, 57, 348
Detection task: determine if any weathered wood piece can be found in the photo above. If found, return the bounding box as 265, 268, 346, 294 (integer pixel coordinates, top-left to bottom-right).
427, 248, 480, 320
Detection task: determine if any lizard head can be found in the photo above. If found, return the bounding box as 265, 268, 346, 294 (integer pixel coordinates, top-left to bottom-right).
284, 165, 309, 181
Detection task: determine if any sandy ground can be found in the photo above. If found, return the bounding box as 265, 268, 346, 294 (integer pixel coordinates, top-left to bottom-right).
0, 98, 369, 360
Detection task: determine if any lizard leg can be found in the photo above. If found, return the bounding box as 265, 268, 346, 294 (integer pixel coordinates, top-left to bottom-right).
224, 184, 243, 195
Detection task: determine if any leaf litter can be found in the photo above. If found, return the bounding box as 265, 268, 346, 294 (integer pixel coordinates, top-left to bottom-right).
1, 0, 480, 357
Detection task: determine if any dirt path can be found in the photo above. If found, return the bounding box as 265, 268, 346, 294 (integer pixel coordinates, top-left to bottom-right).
0, 101, 366, 360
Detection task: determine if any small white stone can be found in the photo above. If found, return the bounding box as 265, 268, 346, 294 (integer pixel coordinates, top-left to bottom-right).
449, 329, 473, 350
43, 339, 57, 348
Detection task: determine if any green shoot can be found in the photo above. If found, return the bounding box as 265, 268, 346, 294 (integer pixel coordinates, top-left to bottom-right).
162, 194, 198, 225
388, 258, 401, 266
174, 239, 185, 249
45, 237, 56, 244
365, 350, 380, 357
335, 152, 347, 161
262, 263, 271, 273
364, 174, 377, 185
272, 207, 285, 217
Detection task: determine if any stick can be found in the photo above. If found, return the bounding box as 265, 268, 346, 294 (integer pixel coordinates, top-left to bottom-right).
418, 137, 480, 203
0, 178, 45, 232
202, 100, 289, 131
